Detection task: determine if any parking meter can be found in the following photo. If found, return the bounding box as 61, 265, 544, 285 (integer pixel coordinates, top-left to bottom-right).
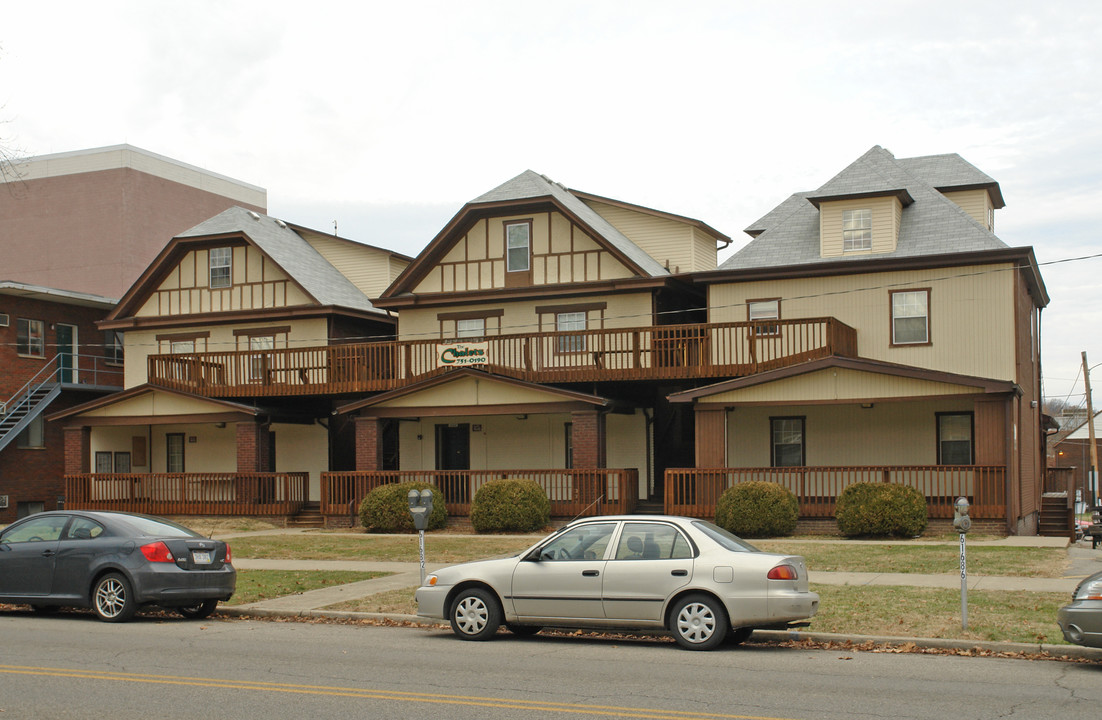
953, 496, 970, 629
952, 497, 971, 533
407, 489, 434, 531
408, 489, 434, 585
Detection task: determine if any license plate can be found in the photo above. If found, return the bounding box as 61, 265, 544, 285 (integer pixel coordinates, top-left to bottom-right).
192, 551, 212, 565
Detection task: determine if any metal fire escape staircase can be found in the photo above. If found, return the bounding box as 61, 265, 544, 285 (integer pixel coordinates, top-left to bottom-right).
0, 353, 124, 453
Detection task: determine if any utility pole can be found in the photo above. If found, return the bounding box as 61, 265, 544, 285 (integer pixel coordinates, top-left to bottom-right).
1083, 352, 1099, 507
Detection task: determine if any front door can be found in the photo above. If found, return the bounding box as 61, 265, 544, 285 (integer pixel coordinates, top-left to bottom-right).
56, 324, 77, 383
435, 424, 470, 470
510, 522, 616, 621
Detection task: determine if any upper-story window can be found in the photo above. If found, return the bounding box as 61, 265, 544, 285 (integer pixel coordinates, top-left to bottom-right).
105, 330, 124, 366
209, 247, 233, 288
556, 311, 586, 353
505, 222, 530, 272
748, 299, 780, 336
456, 318, 485, 339
16, 318, 45, 357
890, 289, 930, 345
842, 209, 872, 251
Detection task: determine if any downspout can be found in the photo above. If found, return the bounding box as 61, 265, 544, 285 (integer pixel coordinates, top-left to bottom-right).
644, 408, 654, 499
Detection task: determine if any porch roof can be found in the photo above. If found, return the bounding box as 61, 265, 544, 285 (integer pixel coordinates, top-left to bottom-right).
335, 367, 610, 418
47, 383, 266, 426
667, 356, 1019, 405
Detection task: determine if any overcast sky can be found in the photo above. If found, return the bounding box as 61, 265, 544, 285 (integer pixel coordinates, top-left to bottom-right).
2, 1, 1100, 409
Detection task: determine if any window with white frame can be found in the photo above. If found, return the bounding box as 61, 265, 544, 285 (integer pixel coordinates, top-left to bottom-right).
842, 209, 872, 251
249, 335, 275, 381
16, 318, 45, 357
556, 311, 586, 353
209, 247, 233, 288
456, 318, 486, 339
937, 413, 974, 465
505, 222, 530, 272
891, 289, 929, 345
748, 299, 780, 336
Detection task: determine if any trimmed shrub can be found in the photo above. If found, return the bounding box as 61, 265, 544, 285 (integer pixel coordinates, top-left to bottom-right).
834, 482, 928, 537
470, 478, 551, 533
714, 481, 799, 538
358, 481, 447, 533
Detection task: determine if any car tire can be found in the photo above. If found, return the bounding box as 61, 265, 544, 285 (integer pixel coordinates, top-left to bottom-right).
505, 623, 542, 637
726, 627, 753, 645
93, 573, 137, 623
178, 600, 219, 619
670, 594, 728, 651
449, 587, 501, 641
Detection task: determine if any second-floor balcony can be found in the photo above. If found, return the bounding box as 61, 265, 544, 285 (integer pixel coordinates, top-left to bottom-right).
147, 317, 858, 398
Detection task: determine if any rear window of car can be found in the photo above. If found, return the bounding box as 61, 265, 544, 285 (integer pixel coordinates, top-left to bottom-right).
691, 521, 760, 553
117, 515, 200, 538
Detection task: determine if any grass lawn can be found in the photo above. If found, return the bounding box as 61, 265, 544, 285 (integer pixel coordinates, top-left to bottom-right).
226, 570, 387, 605
228, 534, 535, 564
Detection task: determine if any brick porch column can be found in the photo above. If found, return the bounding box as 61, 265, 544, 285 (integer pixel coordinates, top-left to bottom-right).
694, 406, 727, 468
236, 420, 271, 472
63, 426, 91, 474
354, 416, 384, 471
571, 411, 606, 469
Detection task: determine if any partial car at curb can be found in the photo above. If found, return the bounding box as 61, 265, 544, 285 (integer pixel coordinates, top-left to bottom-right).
0, 510, 235, 622
1058, 570, 1102, 648
416, 515, 819, 650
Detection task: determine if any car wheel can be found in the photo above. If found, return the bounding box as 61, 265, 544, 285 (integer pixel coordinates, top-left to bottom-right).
505, 623, 542, 637
449, 587, 501, 641
670, 594, 728, 651
178, 600, 219, 619
93, 573, 137, 623
727, 627, 753, 645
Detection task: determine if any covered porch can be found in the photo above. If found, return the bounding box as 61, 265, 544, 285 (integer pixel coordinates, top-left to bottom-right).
667, 356, 1021, 530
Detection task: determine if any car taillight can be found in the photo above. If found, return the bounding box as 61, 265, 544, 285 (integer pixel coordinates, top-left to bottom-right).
140, 541, 175, 563
225, 544, 232, 564
767, 564, 798, 580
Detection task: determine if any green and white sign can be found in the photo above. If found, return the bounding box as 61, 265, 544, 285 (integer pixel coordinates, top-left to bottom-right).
437, 342, 488, 366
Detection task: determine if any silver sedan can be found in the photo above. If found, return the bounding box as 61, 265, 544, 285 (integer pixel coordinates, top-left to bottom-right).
416, 515, 819, 650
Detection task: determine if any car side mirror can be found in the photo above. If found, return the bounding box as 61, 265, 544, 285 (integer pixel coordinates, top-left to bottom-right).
523, 548, 544, 562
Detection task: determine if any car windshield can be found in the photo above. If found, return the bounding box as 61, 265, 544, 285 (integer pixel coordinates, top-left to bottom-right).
691, 521, 760, 553
117, 515, 200, 538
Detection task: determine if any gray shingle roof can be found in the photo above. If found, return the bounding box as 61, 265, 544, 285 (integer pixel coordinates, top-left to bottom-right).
724, 146, 1007, 271
176, 207, 382, 314
473, 170, 669, 277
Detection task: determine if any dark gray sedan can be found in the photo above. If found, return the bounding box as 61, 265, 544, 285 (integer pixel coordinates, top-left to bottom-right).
1057, 570, 1102, 648
0, 510, 235, 622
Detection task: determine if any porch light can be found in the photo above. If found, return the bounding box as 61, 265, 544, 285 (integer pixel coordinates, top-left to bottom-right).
860, 403, 874, 409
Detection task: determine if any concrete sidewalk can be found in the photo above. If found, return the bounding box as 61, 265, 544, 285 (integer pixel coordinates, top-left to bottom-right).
215, 531, 1102, 660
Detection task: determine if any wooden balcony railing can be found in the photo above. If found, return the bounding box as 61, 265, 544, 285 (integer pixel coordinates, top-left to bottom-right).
665, 466, 1007, 520
148, 317, 857, 397
64, 472, 308, 516
321, 468, 639, 520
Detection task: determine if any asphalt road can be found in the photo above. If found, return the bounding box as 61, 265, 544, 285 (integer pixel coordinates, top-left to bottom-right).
2, 612, 1100, 720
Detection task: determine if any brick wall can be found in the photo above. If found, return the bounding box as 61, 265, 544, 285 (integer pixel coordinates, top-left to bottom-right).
354, 417, 383, 471
570, 411, 606, 469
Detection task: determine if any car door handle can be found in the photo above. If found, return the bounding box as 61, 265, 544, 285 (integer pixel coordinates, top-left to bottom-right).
41, 550, 57, 558
582, 570, 600, 577
671, 569, 688, 576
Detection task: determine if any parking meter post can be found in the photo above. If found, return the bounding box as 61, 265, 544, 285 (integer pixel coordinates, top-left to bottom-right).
407, 489, 434, 586
953, 497, 971, 630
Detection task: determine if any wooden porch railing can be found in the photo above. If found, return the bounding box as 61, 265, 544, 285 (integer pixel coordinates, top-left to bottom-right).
665, 466, 1007, 520
321, 468, 638, 520
147, 317, 857, 397
64, 472, 308, 516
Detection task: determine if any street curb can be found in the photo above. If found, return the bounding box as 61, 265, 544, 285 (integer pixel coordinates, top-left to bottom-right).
215, 607, 1102, 661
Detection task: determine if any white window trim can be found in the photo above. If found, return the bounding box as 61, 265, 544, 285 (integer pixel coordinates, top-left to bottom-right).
505, 222, 530, 273
842, 209, 872, 252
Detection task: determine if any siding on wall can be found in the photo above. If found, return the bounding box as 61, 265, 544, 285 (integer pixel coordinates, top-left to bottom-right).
696, 368, 983, 406
300, 230, 404, 300
411, 211, 636, 294
707, 264, 1016, 380
943, 190, 993, 230
586, 200, 698, 273
819, 197, 900, 258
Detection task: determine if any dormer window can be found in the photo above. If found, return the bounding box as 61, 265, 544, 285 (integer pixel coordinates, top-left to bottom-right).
842, 209, 871, 251
209, 247, 233, 288
505, 222, 530, 272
